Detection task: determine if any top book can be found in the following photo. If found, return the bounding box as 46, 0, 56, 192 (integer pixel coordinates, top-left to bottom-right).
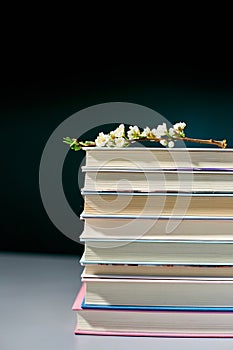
83, 147, 233, 170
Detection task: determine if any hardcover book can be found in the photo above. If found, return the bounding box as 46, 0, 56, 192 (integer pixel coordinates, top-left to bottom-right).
81, 217, 233, 240
80, 239, 233, 265
82, 277, 233, 308
73, 284, 233, 337
83, 147, 233, 170
82, 192, 233, 218
82, 263, 233, 278
82, 168, 233, 193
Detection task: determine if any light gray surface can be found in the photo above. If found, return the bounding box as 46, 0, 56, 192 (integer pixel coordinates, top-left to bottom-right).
1, 252, 233, 350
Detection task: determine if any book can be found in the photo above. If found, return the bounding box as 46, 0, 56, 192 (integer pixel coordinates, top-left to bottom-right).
81, 217, 233, 240
82, 263, 233, 278
83, 147, 233, 170
74, 147, 233, 337
73, 284, 233, 337
80, 239, 233, 265
82, 277, 233, 307
82, 192, 233, 218
82, 168, 233, 193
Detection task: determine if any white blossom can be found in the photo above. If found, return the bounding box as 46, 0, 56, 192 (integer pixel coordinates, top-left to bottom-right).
106, 139, 115, 147
110, 124, 125, 138
127, 125, 140, 140
114, 137, 127, 148
95, 132, 110, 147
151, 128, 157, 137
95, 121, 186, 148
141, 126, 150, 137
154, 123, 168, 138
168, 127, 176, 137
173, 122, 186, 132
160, 139, 168, 146
141, 127, 157, 139
168, 140, 175, 148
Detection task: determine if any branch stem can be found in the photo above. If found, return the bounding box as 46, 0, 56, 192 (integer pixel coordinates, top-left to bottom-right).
134, 136, 227, 149
174, 137, 227, 149
66, 135, 227, 150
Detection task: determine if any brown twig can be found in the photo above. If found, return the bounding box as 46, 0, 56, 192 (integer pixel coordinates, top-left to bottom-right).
174, 137, 227, 149
133, 136, 227, 149
66, 136, 227, 151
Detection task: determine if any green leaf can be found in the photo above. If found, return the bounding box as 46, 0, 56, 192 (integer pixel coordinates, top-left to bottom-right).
63, 137, 74, 145
71, 144, 82, 151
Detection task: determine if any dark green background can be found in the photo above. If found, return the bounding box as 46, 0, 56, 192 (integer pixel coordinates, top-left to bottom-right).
2, 64, 233, 254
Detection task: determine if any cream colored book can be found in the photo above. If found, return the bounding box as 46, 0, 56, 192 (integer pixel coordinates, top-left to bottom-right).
82, 192, 233, 218
82, 168, 233, 193
80, 217, 233, 240
80, 239, 233, 265
83, 276, 233, 307
82, 264, 233, 278
73, 284, 233, 336
83, 147, 233, 169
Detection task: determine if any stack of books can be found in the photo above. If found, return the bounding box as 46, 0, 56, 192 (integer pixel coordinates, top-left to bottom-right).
73, 147, 233, 337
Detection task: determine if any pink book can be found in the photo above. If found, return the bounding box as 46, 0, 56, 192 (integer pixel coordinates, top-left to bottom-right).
72, 283, 233, 337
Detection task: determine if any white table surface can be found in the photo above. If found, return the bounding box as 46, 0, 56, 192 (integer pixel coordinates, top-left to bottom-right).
1, 252, 233, 350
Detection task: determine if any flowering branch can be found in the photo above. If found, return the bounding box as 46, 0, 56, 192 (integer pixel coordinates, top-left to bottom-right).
63, 122, 227, 151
